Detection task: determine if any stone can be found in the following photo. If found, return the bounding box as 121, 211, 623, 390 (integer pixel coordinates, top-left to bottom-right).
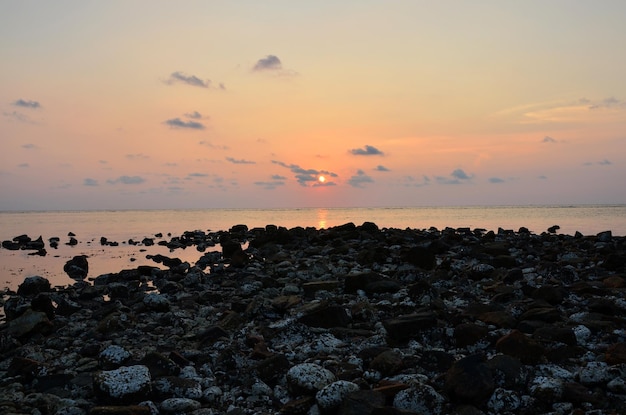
337, 390, 386, 415
315, 380, 360, 412
99, 345, 131, 369
17, 276, 51, 296
64, 255, 89, 280
369, 350, 404, 377
142, 293, 170, 312
382, 311, 438, 342
444, 354, 495, 405
7, 308, 54, 338
153, 377, 202, 399
93, 365, 152, 404
141, 352, 181, 377
486, 388, 521, 413
392, 383, 446, 415
495, 329, 545, 364
286, 363, 336, 395
89, 407, 152, 415
454, 323, 489, 347
159, 398, 201, 413
298, 302, 351, 328
605, 342, 626, 364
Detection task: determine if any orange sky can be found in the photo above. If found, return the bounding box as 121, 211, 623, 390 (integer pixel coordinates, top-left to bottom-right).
1, 1, 625, 210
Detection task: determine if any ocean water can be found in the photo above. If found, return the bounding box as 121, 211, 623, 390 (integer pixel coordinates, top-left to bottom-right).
1, 205, 625, 291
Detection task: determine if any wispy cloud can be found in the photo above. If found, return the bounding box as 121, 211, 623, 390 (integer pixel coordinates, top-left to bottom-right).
350, 145, 384, 156
272, 160, 338, 186
542, 136, 557, 143
164, 118, 205, 130
226, 157, 256, 165
584, 159, 612, 166
187, 172, 209, 178
126, 153, 149, 160
184, 111, 204, 119
588, 97, 626, 110
3, 111, 35, 124
488, 177, 506, 183
83, 178, 99, 186
12, 99, 41, 109
164, 71, 210, 88
199, 141, 229, 150
22, 143, 37, 149
375, 165, 390, 172
18, 163, 29, 168
107, 175, 146, 185
402, 175, 430, 187
347, 169, 374, 188
254, 177, 286, 190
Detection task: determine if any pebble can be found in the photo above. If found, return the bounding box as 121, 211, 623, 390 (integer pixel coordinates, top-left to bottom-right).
1, 224, 625, 414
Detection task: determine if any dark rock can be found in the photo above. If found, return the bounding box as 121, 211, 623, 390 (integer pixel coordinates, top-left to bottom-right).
256, 354, 290, 384
369, 350, 404, 377
17, 276, 51, 297
337, 390, 386, 415
605, 342, 626, 364
532, 326, 577, 346
8, 356, 46, 381
67, 236, 78, 245
547, 225, 560, 233
89, 406, 152, 415
7, 308, 54, 338
454, 323, 490, 347
383, 311, 438, 342
2, 239, 21, 250
531, 285, 564, 305
486, 354, 525, 389
64, 255, 89, 280
445, 354, 495, 405
495, 329, 545, 364
31, 293, 55, 320
298, 302, 351, 328
401, 245, 436, 270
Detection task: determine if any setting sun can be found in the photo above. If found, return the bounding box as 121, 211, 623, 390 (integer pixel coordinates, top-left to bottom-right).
318, 175, 326, 183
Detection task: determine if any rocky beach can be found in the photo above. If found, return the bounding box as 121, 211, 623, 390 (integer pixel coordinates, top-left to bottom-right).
1, 222, 625, 415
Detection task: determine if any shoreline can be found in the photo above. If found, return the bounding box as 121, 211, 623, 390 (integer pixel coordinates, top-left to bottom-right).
1, 222, 625, 414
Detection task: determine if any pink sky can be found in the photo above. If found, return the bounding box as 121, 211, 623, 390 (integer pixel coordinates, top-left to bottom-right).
1, 1, 625, 210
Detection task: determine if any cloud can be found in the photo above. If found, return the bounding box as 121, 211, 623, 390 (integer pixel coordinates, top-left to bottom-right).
347, 169, 374, 188
83, 178, 99, 186
164, 118, 205, 130
254, 178, 286, 190
187, 172, 209, 178
350, 145, 384, 156
3, 111, 35, 124
13, 99, 41, 109
199, 141, 229, 150
126, 153, 149, 160
584, 159, 612, 166
185, 111, 204, 119
542, 136, 557, 143
164, 71, 209, 88
588, 96, 626, 110
18, 163, 29, 168
489, 177, 506, 183
402, 175, 430, 187
271, 174, 287, 180
375, 165, 390, 172
226, 157, 256, 164
436, 169, 473, 185
22, 143, 37, 149
107, 175, 146, 185
272, 160, 338, 186
253, 55, 282, 71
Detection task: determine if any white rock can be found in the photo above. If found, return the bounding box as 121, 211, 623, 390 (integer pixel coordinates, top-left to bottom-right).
578, 361, 612, 385
529, 376, 563, 401
160, 397, 201, 413
94, 365, 151, 402
487, 388, 520, 412
286, 363, 336, 394
99, 345, 130, 366
573, 324, 592, 345
315, 380, 360, 411
393, 384, 445, 415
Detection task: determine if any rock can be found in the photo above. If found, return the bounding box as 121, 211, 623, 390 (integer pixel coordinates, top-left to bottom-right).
64, 255, 89, 280
486, 388, 520, 413
605, 342, 626, 364
392, 383, 446, 415
17, 276, 51, 296
93, 365, 152, 404
454, 323, 489, 347
315, 380, 360, 412
401, 245, 436, 270
298, 302, 351, 328
159, 398, 201, 413
153, 377, 202, 399
142, 293, 170, 312
383, 311, 438, 342
286, 363, 336, 395
495, 329, 545, 364
7, 308, 54, 338
141, 352, 181, 377
99, 345, 131, 369
89, 406, 152, 415
369, 350, 404, 377
444, 355, 495, 405
337, 390, 386, 415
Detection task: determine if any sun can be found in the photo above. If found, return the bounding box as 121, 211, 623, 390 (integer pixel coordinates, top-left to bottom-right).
318, 175, 326, 183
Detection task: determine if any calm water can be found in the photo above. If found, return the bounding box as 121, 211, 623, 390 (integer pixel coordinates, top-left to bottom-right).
1, 205, 625, 291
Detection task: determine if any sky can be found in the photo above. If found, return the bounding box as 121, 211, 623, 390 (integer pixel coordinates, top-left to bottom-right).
1, 1, 626, 210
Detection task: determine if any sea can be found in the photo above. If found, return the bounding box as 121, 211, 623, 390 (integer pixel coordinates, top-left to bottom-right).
1, 205, 625, 292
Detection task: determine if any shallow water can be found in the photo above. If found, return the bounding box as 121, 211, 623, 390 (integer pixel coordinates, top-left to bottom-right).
1, 205, 625, 291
